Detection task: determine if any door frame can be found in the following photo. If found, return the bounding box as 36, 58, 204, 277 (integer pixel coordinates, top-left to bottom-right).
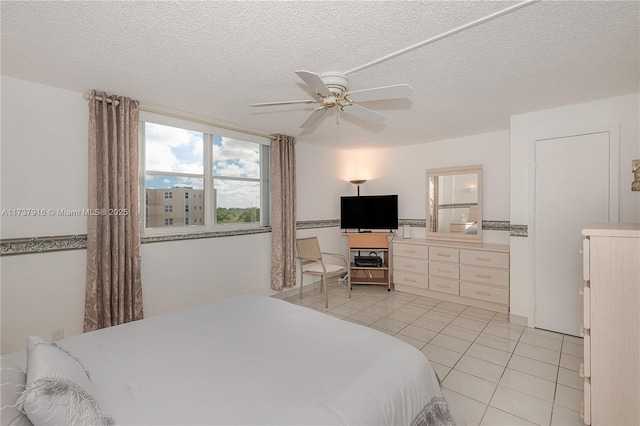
526, 124, 619, 328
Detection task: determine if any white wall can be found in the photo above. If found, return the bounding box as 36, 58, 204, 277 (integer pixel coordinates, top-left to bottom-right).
296, 142, 350, 221
1, 77, 88, 238
338, 130, 512, 245
509, 93, 640, 325
1, 77, 90, 353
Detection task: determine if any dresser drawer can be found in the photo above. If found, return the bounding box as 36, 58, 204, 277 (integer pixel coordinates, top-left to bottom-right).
429, 277, 460, 295
460, 249, 509, 269
460, 266, 509, 287
429, 261, 459, 279
393, 270, 428, 290
429, 246, 459, 263
393, 243, 428, 259
393, 256, 428, 274
460, 282, 509, 305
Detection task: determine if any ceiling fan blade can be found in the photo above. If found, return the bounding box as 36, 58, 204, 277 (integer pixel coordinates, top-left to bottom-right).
346, 84, 413, 102
342, 104, 387, 124
250, 100, 318, 107
295, 70, 330, 95
300, 107, 328, 128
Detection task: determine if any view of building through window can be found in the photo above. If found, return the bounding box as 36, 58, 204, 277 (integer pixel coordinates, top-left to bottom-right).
143, 121, 266, 230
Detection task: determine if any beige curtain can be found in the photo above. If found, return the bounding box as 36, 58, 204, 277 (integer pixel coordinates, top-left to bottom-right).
84, 91, 143, 332
270, 134, 296, 291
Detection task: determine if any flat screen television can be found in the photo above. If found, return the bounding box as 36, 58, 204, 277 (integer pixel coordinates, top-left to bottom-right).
340, 195, 398, 231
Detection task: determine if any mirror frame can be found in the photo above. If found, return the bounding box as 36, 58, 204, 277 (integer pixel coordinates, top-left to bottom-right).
426, 164, 483, 243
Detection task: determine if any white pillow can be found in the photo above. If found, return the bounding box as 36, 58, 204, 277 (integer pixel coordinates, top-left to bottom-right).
1, 357, 33, 426
17, 336, 114, 426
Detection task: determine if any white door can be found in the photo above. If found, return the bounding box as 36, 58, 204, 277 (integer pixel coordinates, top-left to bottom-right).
534, 131, 611, 336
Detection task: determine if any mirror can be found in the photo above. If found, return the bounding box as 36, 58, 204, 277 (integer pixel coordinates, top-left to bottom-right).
427, 165, 483, 242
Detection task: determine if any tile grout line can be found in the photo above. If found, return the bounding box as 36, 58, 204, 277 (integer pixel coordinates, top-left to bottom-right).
286, 285, 583, 426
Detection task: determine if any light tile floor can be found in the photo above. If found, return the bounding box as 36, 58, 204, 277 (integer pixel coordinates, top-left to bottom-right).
277, 283, 584, 426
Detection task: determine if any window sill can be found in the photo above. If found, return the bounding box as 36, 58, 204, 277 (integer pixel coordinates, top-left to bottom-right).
140, 226, 272, 244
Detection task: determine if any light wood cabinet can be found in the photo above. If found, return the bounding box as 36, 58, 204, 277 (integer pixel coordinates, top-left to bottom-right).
344, 233, 393, 290
393, 238, 510, 313
580, 224, 640, 425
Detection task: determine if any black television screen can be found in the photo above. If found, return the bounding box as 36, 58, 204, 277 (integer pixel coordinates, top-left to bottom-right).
340, 195, 398, 230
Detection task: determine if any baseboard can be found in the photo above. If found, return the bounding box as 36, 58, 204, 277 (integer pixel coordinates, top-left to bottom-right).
276, 280, 326, 299
508, 312, 528, 326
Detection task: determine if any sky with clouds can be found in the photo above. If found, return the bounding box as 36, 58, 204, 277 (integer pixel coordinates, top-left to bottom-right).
145, 122, 261, 209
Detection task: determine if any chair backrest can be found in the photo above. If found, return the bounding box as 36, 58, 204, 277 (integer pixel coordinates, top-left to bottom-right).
296, 237, 322, 266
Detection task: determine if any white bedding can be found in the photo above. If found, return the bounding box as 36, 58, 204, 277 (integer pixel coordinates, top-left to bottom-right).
12, 295, 458, 425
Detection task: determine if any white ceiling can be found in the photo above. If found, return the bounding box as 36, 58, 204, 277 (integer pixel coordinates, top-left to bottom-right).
1, 1, 638, 149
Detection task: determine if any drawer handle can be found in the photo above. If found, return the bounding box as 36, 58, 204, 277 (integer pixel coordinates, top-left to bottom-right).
476, 290, 491, 296
404, 264, 416, 268
475, 273, 492, 279
405, 250, 416, 253
436, 253, 450, 257
437, 268, 451, 273
475, 256, 491, 261
580, 401, 584, 420
404, 278, 416, 283
436, 284, 450, 289
579, 362, 585, 378
579, 287, 584, 296
580, 325, 585, 337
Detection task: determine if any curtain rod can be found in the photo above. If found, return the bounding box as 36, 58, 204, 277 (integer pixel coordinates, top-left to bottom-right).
83, 91, 119, 106
82, 91, 276, 140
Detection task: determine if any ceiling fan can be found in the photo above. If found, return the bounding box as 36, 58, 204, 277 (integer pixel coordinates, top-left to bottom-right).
251, 71, 412, 128
250, 0, 539, 129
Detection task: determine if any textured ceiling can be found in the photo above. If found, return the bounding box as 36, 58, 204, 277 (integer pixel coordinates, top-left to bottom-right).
1, 1, 638, 148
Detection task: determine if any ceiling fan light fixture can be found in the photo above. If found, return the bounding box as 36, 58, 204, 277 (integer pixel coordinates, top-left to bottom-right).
319, 72, 349, 96
322, 95, 337, 108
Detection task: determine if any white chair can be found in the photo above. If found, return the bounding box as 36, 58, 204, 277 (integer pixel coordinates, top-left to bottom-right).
296, 237, 351, 308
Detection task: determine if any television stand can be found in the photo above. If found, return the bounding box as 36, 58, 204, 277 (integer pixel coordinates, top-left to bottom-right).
343, 232, 394, 291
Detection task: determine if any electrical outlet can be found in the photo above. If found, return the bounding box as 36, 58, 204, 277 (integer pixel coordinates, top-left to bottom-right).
52, 329, 64, 342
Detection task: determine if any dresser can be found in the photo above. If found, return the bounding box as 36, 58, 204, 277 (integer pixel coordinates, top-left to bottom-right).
580, 224, 640, 425
392, 238, 510, 313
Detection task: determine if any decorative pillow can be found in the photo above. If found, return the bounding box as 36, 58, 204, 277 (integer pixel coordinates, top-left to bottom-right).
1, 357, 33, 426
17, 336, 114, 426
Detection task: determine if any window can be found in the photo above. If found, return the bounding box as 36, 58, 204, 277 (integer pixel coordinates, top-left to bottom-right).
165, 218, 173, 225
140, 112, 270, 234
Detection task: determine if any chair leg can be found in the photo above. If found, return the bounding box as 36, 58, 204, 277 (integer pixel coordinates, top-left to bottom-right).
323, 275, 328, 309
300, 271, 303, 300
347, 269, 351, 300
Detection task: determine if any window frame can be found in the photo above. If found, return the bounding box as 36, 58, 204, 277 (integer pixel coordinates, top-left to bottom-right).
139, 111, 271, 236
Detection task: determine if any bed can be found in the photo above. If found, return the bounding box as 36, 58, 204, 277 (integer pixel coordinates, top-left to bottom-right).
2, 294, 462, 425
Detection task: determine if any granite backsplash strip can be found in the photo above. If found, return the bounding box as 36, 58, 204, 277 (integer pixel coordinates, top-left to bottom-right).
1, 219, 527, 255
0, 235, 88, 256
